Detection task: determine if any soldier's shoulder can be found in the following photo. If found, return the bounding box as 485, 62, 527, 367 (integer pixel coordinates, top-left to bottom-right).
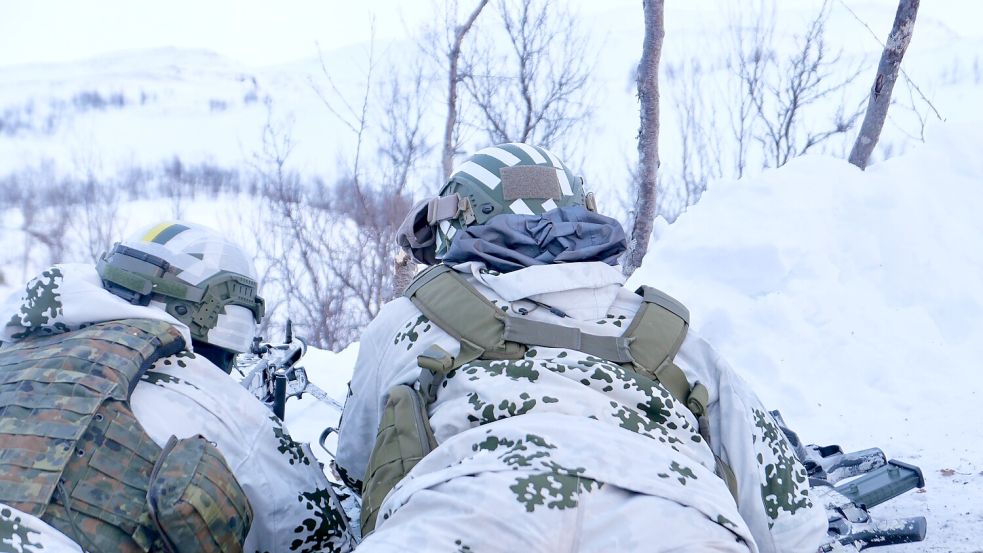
367, 296, 424, 335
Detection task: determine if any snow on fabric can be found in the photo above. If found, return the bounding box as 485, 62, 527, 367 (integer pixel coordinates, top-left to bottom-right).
626, 117, 983, 552
0, 264, 354, 553
287, 116, 983, 551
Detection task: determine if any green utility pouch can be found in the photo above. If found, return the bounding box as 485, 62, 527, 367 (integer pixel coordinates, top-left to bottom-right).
148, 435, 253, 553
359, 384, 438, 536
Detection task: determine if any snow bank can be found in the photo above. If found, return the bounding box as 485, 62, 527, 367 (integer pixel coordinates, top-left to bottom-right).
628, 117, 983, 551
284, 342, 359, 467
275, 116, 983, 549
268, 115, 983, 549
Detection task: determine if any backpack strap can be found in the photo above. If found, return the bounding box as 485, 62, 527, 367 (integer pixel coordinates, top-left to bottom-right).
405, 265, 526, 372
404, 268, 701, 413
624, 288, 738, 500
625, 285, 702, 414
404, 267, 739, 501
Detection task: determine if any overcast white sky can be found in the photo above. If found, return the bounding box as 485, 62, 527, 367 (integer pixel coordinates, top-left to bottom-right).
1, 0, 979, 68
0, 0, 631, 67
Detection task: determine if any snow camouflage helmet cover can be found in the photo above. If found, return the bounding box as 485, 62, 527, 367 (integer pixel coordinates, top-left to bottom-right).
396, 143, 596, 264
96, 221, 265, 353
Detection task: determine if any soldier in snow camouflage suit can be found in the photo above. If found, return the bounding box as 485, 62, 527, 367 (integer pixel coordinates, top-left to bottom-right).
0, 222, 352, 553
337, 143, 828, 552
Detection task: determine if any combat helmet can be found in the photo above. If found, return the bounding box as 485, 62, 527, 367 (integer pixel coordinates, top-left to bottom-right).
96, 221, 265, 371
397, 142, 597, 264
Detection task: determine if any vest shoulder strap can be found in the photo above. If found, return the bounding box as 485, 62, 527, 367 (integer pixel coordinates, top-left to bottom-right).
404, 267, 696, 409
625, 285, 693, 410
0, 319, 185, 516
405, 265, 523, 371
403, 268, 736, 500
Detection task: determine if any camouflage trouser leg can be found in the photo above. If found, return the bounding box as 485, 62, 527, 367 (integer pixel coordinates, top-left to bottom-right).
1, 503, 84, 553
357, 471, 752, 553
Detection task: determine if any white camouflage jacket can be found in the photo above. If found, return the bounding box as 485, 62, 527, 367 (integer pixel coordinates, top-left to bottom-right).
337, 261, 827, 553
0, 264, 351, 553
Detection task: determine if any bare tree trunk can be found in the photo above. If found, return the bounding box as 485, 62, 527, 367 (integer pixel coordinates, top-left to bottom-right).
848, 0, 919, 169
442, 0, 490, 179
624, 0, 665, 277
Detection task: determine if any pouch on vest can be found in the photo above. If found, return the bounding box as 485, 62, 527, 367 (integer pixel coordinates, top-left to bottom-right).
0, 319, 253, 552
148, 435, 253, 553
359, 384, 437, 536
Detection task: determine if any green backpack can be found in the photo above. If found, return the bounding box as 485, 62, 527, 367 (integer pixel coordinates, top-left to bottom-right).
0, 318, 253, 553
359, 265, 737, 536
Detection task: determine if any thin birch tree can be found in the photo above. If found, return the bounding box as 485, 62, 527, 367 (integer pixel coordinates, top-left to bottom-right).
623, 0, 665, 277
848, 0, 920, 169
394, 0, 491, 297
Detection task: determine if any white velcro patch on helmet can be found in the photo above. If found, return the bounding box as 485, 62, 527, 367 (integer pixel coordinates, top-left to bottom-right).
511, 143, 547, 164
456, 160, 500, 189
480, 147, 522, 167
509, 199, 535, 216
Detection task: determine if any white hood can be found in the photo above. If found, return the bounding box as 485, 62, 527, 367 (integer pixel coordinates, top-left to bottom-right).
1, 263, 192, 346
460, 260, 626, 320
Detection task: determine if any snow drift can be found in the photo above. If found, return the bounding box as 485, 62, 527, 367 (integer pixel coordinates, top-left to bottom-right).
287, 116, 983, 551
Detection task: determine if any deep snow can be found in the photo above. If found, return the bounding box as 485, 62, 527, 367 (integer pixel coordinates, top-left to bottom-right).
281, 115, 983, 551
625, 117, 983, 551
2, 2, 982, 549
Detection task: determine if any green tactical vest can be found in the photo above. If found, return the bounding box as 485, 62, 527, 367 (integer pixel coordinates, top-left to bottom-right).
359, 265, 738, 536
0, 319, 253, 553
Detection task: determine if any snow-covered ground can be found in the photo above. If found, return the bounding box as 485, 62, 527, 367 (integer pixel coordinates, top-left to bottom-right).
2, 1, 982, 550
277, 113, 983, 551
629, 115, 983, 551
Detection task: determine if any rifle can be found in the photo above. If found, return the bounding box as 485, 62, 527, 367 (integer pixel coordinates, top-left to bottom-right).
770, 411, 927, 551
235, 323, 361, 546
237, 320, 344, 419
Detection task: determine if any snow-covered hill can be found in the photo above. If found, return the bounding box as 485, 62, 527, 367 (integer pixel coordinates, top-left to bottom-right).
2, 2, 983, 550
283, 113, 983, 551
0, 2, 979, 184
630, 116, 983, 551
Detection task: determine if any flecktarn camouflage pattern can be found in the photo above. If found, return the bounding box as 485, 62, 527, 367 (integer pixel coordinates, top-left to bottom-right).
0, 319, 185, 551
338, 261, 827, 552
133, 352, 355, 553
131, 340, 355, 553
1, 264, 354, 553
0, 318, 256, 552
147, 435, 252, 553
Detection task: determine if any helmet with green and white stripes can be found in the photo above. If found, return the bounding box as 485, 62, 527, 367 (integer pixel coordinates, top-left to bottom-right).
96, 222, 265, 364
432, 143, 594, 258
